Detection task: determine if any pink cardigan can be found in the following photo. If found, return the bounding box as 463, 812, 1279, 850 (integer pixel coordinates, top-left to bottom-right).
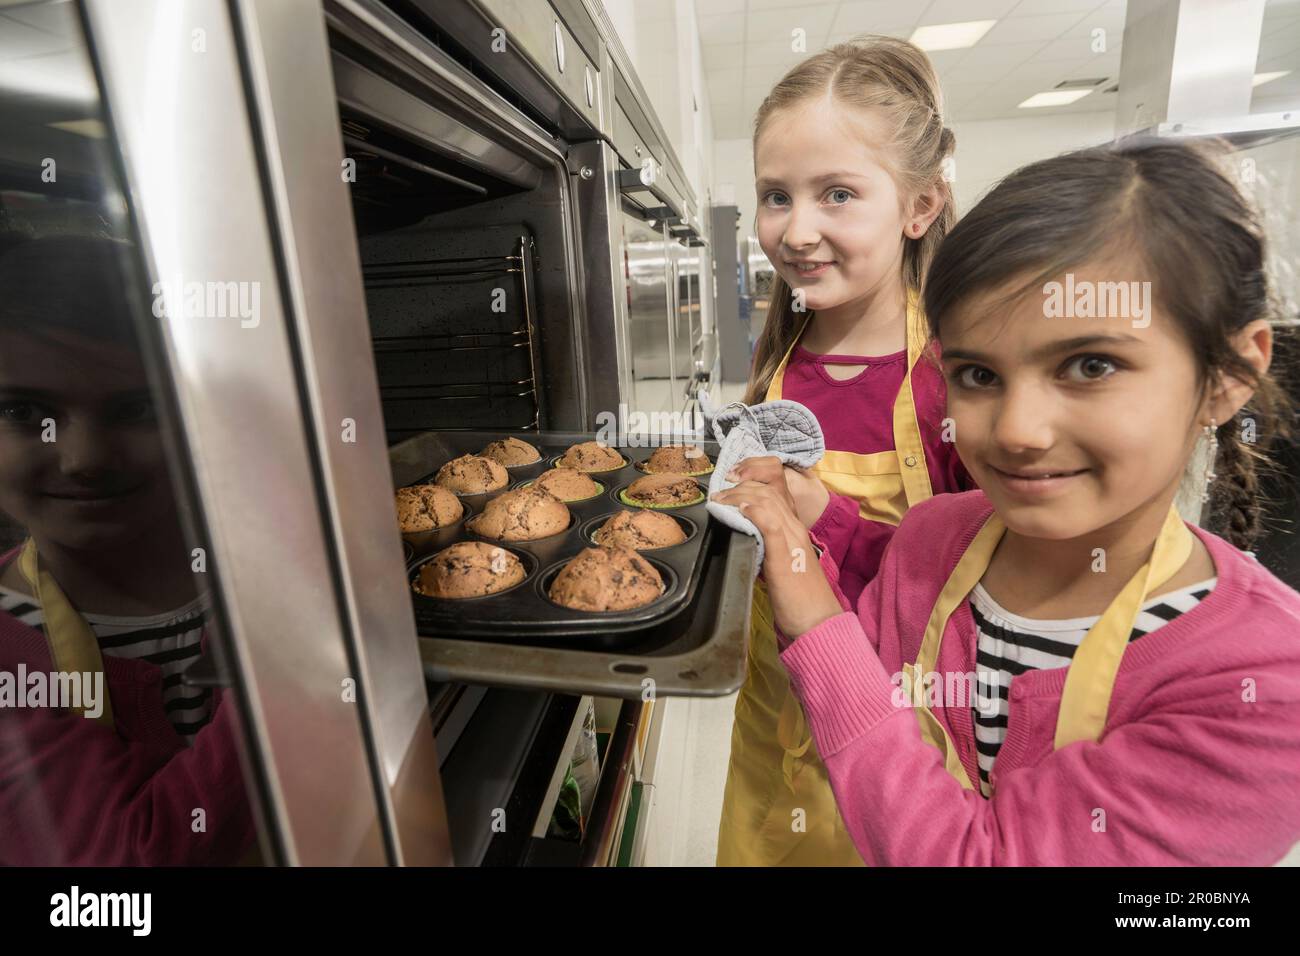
0, 548, 256, 865
781, 489, 1300, 865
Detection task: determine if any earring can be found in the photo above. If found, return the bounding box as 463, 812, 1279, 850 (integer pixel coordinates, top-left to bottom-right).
1202, 418, 1218, 502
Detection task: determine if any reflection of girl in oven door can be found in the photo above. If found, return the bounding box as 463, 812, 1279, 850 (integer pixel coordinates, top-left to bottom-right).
0, 237, 255, 865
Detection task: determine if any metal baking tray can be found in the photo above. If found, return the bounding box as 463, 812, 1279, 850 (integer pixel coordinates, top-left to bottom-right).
404, 442, 712, 645
390, 429, 756, 699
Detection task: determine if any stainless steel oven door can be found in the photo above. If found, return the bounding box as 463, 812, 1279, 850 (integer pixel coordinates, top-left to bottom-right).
80, 0, 451, 864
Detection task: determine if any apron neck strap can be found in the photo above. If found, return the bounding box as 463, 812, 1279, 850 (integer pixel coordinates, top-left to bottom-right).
17, 538, 115, 728
913, 504, 1195, 744
1055, 503, 1194, 747
765, 312, 814, 403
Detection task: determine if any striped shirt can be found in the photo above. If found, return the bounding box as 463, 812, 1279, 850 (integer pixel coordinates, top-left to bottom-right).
969, 577, 1217, 797
0, 585, 214, 744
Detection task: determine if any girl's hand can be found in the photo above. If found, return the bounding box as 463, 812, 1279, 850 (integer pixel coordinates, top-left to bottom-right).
711, 479, 844, 639
725, 456, 830, 530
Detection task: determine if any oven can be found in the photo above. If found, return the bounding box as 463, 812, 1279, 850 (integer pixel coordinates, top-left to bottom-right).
0, 0, 752, 866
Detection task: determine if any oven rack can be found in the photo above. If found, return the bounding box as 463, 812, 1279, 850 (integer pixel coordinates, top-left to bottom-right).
369, 235, 542, 432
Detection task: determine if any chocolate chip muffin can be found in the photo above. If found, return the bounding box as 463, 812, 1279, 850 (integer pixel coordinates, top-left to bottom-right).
435, 454, 509, 495
480, 436, 542, 467
467, 486, 570, 541
620, 473, 705, 508
548, 546, 664, 611
395, 483, 463, 533
413, 541, 525, 599
557, 440, 625, 472
531, 466, 602, 502
642, 444, 713, 476
593, 510, 686, 550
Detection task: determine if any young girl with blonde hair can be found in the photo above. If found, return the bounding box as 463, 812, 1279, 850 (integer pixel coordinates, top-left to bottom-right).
716, 36, 973, 867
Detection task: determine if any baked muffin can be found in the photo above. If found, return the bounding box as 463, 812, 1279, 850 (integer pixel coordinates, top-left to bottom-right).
593, 510, 686, 550
435, 454, 508, 495
557, 440, 624, 472
395, 484, 463, 533
620, 473, 705, 508
531, 466, 602, 502
413, 541, 525, 599
480, 436, 542, 467
548, 546, 664, 611
642, 444, 713, 475
467, 486, 570, 541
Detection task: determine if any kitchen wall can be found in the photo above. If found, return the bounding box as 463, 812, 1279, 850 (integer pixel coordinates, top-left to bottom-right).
947, 110, 1117, 212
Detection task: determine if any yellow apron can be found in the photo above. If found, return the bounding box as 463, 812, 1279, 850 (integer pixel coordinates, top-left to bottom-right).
16, 537, 115, 728
717, 298, 933, 866
903, 503, 1194, 790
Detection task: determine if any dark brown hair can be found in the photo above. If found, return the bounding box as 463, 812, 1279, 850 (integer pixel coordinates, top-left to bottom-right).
0, 235, 141, 348
922, 136, 1294, 550
744, 35, 955, 405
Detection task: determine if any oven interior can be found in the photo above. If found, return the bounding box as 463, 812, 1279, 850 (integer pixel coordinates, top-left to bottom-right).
328, 34, 587, 443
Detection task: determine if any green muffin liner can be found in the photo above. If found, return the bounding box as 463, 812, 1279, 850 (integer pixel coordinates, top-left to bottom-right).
618, 489, 706, 509
638, 463, 714, 477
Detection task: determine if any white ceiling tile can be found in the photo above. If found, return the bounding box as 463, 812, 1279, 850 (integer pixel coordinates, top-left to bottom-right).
1262, 10, 1300, 35
1258, 19, 1300, 60
744, 0, 827, 9
705, 64, 744, 89
1059, 56, 1119, 81
1263, 0, 1300, 20
702, 42, 745, 70
1004, 58, 1098, 87
744, 62, 786, 88
829, 0, 924, 35
1034, 34, 1111, 62
928, 49, 972, 76
1, 2, 74, 35
744, 4, 839, 45
709, 92, 745, 117
918, 0, 1022, 25
948, 39, 1045, 73
713, 113, 752, 140
0, 15, 74, 59
980, 12, 1090, 44
1256, 53, 1300, 73
943, 81, 994, 111
746, 37, 818, 66
1008, 0, 1106, 13
693, 0, 747, 15
826, 26, 916, 43
1054, 5, 1126, 42
698, 12, 743, 45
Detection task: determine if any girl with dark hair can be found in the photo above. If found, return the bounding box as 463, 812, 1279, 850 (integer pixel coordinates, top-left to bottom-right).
714, 137, 1300, 864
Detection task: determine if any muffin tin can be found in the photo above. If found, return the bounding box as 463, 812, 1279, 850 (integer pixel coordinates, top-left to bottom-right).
402, 436, 715, 649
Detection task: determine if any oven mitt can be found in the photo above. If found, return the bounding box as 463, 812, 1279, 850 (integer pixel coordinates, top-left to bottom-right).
705, 397, 825, 573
